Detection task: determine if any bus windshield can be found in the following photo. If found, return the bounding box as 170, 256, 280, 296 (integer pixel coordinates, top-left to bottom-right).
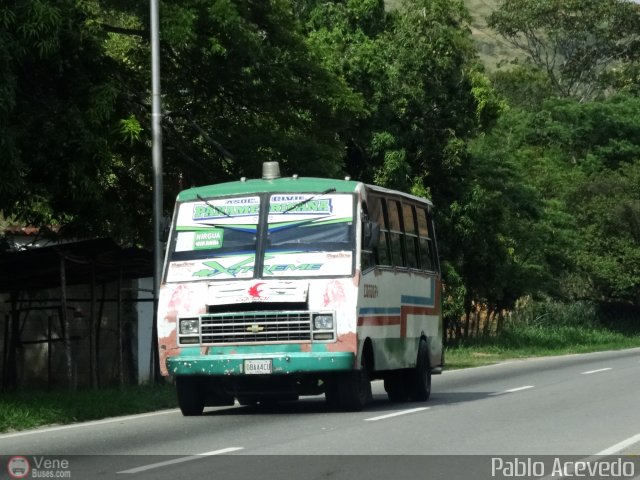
165, 193, 354, 282
267, 193, 353, 251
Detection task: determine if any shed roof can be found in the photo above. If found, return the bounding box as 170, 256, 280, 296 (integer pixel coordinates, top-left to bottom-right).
0, 238, 152, 293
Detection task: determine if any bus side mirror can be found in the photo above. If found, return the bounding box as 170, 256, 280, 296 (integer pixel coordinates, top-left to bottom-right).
363, 221, 380, 250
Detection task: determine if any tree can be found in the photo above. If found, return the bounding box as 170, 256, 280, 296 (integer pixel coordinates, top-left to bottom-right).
156, 0, 365, 184
472, 94, 640, 309
491, 65, 555, 110
572, 161, 640, 306
488, 0, 640, 101
0, 0, 139, 240
295, 0, 390, 182
0, 0, 366, 245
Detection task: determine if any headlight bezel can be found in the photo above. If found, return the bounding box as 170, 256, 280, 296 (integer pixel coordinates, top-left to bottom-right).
313, 313, 334, 330
179, 318, 200, 335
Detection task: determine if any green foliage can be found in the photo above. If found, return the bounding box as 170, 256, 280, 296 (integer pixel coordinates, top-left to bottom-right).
441, 260, 467, 333
473, 94, 640, 307
0, 0, 368, 244
446, 297, 640, 367
488, 0, 640, 100
509, 297, 599, 329
119, 114, 143, 143
491, 65, 554, 109
572, 161, 640, 304
446, 323, 640, 369
0, 0, 134, 239
152, 0, 364, 186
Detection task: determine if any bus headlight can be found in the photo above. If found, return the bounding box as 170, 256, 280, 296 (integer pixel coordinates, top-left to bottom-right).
179, 318, 199, 335
313, 314, 333, 330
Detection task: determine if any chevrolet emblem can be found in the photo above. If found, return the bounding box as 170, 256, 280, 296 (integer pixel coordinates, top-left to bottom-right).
247, 324, 265, 333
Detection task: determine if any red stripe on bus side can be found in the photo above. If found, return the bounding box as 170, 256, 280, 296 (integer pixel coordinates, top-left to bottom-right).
358, 305, 441, 336
400, 305, 440, 337
357, 315, 401, 327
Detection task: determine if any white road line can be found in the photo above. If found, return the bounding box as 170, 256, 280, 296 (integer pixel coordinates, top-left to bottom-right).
541, 434, 640, 480
365, 407, 429, 422
489, 385, 534, 396
596, 433, 640, 456
117, 447, 244, 474
581, 367, 612, 375
0, 409, 180, 439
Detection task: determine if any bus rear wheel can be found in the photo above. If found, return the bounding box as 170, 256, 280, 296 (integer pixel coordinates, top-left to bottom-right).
176, 376, 205, 416
410, 339, 431, 402
384, 372, 409, 402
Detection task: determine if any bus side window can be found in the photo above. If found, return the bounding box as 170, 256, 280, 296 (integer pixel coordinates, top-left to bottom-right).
387, 200, 405, 267
428, 211, 441, 273
417, 207, 434, 271
361, 202, 375, 270
375, 198, 392, 266
403, 203, 419, 269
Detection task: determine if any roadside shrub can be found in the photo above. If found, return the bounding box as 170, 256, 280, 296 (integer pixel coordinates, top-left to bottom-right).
506, 297, 599, 329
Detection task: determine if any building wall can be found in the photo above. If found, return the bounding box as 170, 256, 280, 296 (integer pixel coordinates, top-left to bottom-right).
0, 277, 154, 389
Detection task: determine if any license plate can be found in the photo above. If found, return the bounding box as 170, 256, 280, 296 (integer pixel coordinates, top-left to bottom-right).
244, 359, 272, 375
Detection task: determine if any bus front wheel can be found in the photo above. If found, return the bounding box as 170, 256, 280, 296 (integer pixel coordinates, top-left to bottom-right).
325, 370, 372, 411
176, 376, 205, 416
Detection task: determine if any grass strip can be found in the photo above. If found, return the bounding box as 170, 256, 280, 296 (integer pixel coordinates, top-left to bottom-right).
446, 325, 640, 369
0, 384, 177, 434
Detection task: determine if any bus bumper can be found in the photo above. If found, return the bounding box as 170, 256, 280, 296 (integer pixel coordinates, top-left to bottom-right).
166, 348, 355, 376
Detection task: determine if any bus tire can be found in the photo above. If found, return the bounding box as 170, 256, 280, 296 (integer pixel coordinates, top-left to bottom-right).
176, 376, 205, 416
384, 373, 409, 402
337, 369, 372, 412
410, 339, 431, 402
324, 378, 341, 410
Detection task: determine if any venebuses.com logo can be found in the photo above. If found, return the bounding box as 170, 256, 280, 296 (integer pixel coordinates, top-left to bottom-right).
6, 456, 71, 478
7, 456, 30, 479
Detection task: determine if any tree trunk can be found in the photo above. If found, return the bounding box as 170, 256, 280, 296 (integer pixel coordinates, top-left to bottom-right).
463, 294, 472, 339
483, 307, 494, 337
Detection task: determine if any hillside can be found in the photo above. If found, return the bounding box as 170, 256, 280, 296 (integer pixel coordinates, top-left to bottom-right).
464, 0, 522, 69
385, 0, 521, 70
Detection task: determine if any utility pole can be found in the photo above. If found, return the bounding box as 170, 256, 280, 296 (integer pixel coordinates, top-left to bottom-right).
150, 0, 163, 383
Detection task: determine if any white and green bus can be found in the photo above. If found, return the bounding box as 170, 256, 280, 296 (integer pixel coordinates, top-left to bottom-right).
157, 162, 443, 414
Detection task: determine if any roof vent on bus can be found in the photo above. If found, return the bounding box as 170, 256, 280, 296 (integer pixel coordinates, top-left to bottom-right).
262, 161, 281, 180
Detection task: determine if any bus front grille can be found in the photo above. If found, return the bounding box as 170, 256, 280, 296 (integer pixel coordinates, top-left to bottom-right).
199, 311, 312, 344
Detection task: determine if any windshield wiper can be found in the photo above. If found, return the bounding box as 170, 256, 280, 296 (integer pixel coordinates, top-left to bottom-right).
282, 188, 336, 214
196, 193, 232, 218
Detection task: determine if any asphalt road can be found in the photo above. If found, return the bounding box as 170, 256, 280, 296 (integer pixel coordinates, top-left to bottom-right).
1, 348, 639, 479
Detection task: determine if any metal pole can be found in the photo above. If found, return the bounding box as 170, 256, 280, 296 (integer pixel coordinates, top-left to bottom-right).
150, 0, 163, 382
60, 256, 74, 390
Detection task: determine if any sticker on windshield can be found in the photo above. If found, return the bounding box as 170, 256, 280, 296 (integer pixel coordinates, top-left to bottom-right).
193, 229, 224, 250
174, 229, 225, 251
